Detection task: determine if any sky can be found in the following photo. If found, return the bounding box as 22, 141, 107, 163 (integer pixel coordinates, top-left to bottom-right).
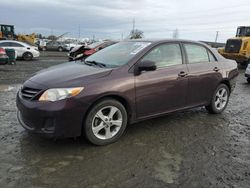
1, 0, 250, 42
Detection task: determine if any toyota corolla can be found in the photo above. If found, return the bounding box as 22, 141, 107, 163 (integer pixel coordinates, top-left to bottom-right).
16, 39, 238, 145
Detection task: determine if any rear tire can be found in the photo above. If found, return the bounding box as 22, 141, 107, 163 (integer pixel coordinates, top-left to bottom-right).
206, 84, 230, 114
84, 99, 127, 146
247, 77, 250, 83
22, 52, 33, 61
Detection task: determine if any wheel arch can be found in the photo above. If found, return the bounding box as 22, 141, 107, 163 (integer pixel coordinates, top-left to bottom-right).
220, 79, 232, 93
81, 94, 133, 135
22, 51, 33, 60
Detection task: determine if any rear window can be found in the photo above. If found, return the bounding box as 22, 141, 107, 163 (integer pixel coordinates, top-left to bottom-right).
208, 50, 216, 62
184, 44, 210, 63
0, 42, 11, 47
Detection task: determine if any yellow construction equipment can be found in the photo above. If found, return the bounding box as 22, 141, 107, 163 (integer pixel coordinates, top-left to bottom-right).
0, 24, 15, 39
218, 26, 250, 66
17, 33, 36, 45
0, 24, 35, 45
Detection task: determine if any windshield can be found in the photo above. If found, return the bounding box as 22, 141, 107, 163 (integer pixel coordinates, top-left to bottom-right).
236, 27, 250, 37
84, 41, 151, 68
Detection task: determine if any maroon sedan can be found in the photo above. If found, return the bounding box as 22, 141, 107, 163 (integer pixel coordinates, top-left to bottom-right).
16, 39, 238, 145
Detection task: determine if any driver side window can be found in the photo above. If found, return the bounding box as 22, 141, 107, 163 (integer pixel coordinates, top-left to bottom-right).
141, 43, 183, 68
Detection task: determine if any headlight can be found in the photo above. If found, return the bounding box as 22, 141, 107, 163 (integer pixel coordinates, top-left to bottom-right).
76, 53, 83, 58
39, 87, 84, 102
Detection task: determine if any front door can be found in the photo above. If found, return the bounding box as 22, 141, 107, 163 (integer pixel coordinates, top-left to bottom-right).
135, 43, 189, 119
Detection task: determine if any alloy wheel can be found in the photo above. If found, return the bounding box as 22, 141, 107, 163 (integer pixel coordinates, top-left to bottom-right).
214, 88, 228, 110
92, 106, 123, 140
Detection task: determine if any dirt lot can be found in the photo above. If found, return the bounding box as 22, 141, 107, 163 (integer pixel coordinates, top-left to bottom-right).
0, 54, 250, 188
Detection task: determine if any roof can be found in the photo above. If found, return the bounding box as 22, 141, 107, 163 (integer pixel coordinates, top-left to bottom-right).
123, 38, 212, 47
0, 40, 29, 46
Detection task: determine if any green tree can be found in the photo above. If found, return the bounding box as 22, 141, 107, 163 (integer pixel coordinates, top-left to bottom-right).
47, 35, 57, 40
129, 29, 144, 39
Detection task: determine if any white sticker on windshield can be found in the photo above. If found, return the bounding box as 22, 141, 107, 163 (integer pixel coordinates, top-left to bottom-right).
130, 42, 151, 55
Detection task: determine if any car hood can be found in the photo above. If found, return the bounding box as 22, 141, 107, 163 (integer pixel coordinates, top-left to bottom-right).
27, 61, 112, 88
71, 45, 91, 53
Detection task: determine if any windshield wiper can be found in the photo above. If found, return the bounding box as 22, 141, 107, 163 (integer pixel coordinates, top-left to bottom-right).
84, 60, 106, 68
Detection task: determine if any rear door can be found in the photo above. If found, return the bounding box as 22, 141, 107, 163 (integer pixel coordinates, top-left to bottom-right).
135, 43, 189, 118
51, 42, 57, 50
183, 43, 222, 107
0, 42, 24, 57
9, 42, 25, 57
0, 42, 11, 49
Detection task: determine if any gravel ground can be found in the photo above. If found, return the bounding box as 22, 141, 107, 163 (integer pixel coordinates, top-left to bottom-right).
0, 55, 250, 188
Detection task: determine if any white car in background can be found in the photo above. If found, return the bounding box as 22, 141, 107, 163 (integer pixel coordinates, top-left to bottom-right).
245, 64, 250, 83
0, 40, 40, 61
63, 43, 79, 51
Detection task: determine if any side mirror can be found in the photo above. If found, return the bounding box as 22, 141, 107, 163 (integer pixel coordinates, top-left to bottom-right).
135, 60, 157, 75
139, 60, 157, 70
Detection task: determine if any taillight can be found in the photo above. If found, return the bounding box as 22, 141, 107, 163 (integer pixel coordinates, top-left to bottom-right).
84, 49, 95, 55
0, 48, 6, 55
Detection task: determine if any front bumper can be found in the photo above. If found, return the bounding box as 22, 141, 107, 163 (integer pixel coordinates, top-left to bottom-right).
16, 91, 90, 138
33, 51, 40, 58
68, 53, 85, 61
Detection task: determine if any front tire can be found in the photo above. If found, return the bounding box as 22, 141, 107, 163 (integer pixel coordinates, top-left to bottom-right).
247, 77, 250, 83
22, 52, 33, 61
84, 99, 127, 145
58, 47, 63, 52
206, 84, 230, 114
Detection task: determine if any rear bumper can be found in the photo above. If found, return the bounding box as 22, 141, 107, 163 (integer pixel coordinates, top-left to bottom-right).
0, 55, 9, 65
16, 91, 90, 138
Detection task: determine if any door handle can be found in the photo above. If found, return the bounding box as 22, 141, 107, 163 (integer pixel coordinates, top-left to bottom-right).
213, 67, 220, 72
178, 71, 188, 77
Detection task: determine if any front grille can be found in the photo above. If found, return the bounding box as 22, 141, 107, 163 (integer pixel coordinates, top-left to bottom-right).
21, 87, 42, 100
225, 39, 242, 53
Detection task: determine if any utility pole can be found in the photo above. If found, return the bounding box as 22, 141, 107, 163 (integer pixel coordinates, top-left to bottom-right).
78, 25, 81, 39
173, 28, 179, 39
132, 17, 135, 32
215, 31, 219, 43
